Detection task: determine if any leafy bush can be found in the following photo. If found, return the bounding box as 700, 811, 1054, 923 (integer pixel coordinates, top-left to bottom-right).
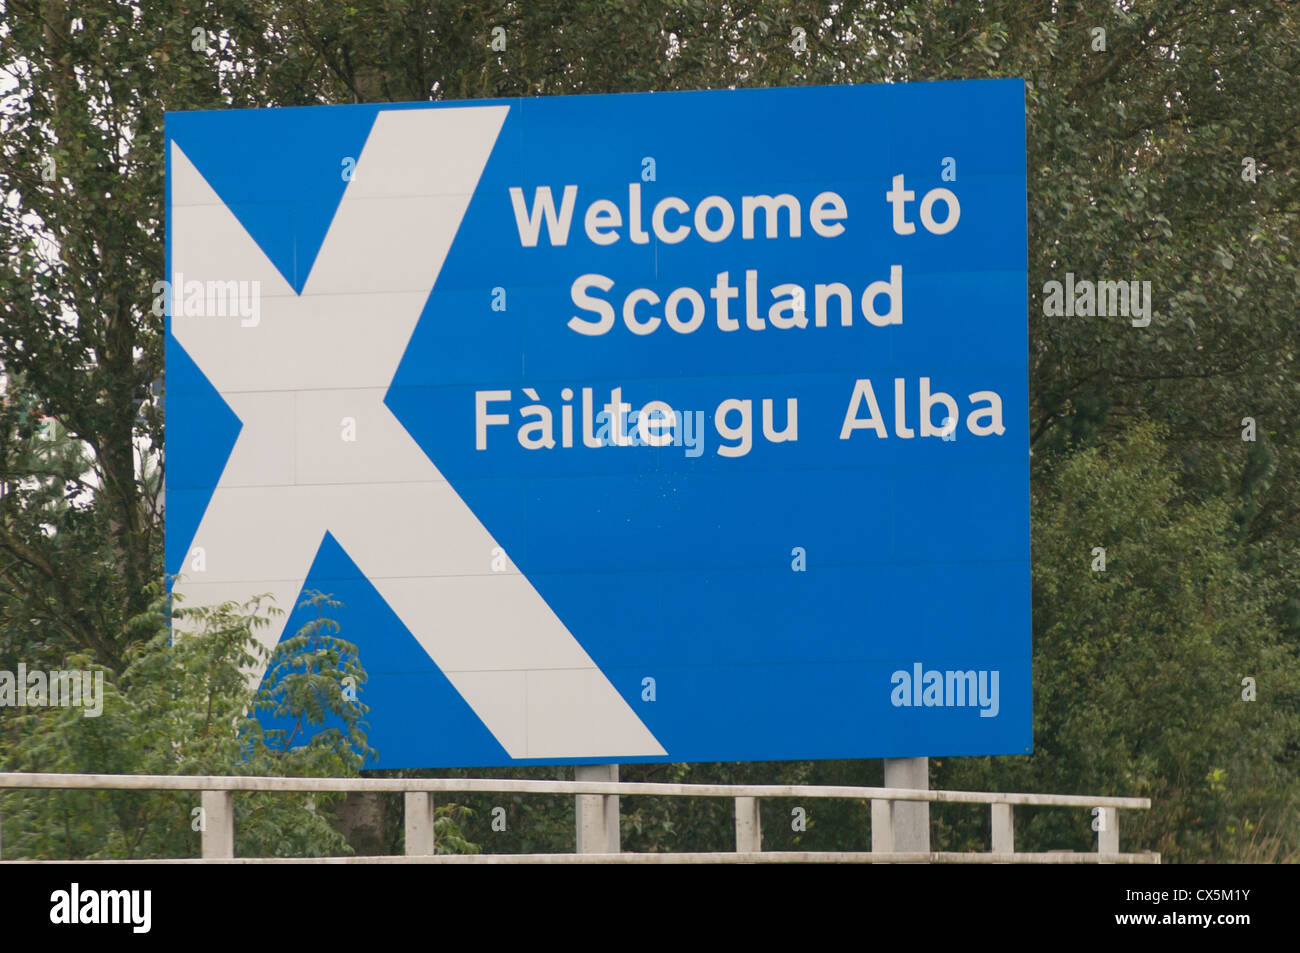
0, 590, 374, 859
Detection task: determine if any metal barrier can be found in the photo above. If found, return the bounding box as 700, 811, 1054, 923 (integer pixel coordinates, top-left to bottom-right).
0, 772, 1159, 863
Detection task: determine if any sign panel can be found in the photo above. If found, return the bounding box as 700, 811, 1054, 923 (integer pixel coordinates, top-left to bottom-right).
165, 79, 1029, 767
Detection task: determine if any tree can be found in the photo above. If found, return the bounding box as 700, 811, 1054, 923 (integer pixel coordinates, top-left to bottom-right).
935, 424, 1300, 863
0, 590, 375, 859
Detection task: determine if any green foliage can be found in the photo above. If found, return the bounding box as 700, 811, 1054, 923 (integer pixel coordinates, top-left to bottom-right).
248, 590, 375, 770
0, 590, 374, 859
936, 424, 1300, 862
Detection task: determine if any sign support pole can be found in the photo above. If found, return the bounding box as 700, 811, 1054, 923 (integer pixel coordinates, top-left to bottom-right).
575, 764, 620, 854
882, 757, 930, 857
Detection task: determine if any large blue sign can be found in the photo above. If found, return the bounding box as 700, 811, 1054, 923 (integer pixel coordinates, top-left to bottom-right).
165, 79, 1029, 768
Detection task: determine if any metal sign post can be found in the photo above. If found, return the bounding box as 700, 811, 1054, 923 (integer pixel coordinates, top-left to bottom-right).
575, 764, 620, 854
886, 757, 931, 851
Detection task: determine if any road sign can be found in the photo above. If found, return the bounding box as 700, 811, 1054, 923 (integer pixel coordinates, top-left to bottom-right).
165, 79, 1030, 768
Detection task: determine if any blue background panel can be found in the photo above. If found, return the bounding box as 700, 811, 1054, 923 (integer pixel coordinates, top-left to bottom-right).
166, 79, 1030, 767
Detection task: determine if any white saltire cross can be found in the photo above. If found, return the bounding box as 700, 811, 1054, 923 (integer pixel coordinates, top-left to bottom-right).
170, 107, 664, 760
